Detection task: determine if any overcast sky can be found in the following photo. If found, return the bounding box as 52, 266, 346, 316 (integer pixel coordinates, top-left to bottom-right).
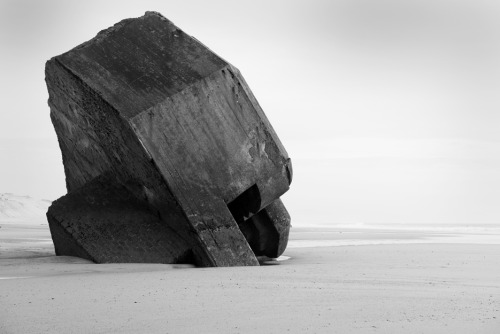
1, 0, 499, 225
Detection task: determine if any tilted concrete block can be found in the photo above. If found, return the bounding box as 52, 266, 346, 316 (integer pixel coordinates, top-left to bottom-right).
45, 11, 292, 266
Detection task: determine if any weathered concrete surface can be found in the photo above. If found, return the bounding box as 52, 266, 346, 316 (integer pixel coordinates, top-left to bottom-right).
47, 173, 194, 263
45, 11, 292, 266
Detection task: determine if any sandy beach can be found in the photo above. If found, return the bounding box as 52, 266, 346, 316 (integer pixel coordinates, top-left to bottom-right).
1, 221, 500, 333
2, 1, 500, 333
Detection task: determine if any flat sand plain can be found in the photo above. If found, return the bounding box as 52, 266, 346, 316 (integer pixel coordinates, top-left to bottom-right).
1, 221, 500, 333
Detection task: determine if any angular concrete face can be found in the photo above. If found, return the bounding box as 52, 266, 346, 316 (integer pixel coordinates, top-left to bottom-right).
45, 11, 292, 267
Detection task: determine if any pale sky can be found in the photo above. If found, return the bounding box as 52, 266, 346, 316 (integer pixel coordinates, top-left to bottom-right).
1, 0, 499, 225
